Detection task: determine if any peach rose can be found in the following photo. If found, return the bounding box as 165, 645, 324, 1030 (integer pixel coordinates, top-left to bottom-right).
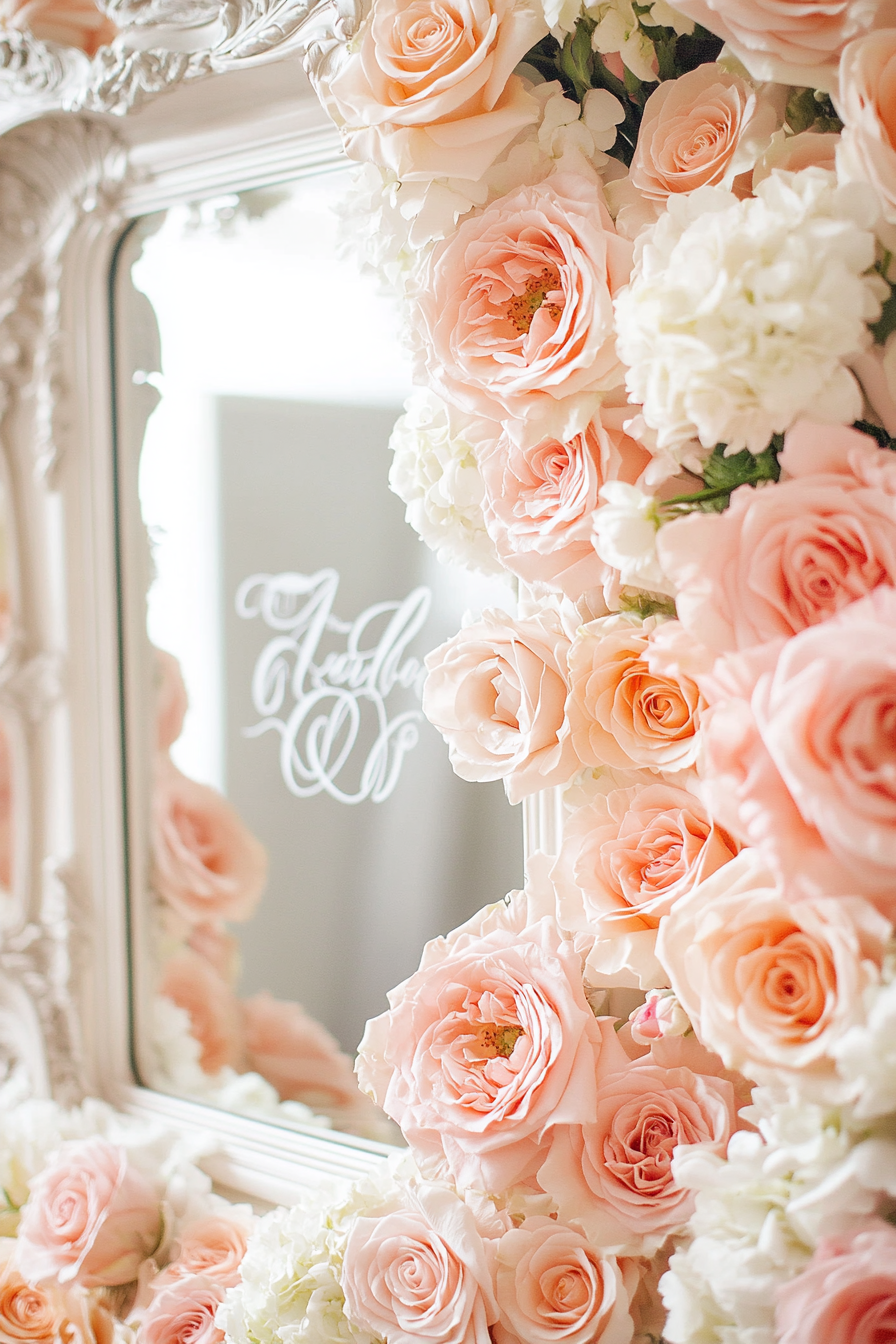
701, 585, 896, 905
140, 1276, 225, 1344
160, 950, 244, 1075
422, 607, 578, 804
552, 779, 738, 989
656, 849, 890, 1085
490, 1217, 635, 1344
537, 1063, 735, 1255
567, 616, 703, 774
657, 422, 896, 658
0, 1256, 60, 1344
16, 1140, 161, 1289
669, 0, 896, 88
341, 1183, 498, 1344
322, 0, 545, 182
416, 173, 632, 438
775, 1221, 896, 1344
152, 1215, 251, 1292
242, 992, 367, 1113
155, 649, 188, 754
752, 128, 840, 186
479, 409, 649, 598
152, 760, 267, 926
836, 30, 896, 222
0, 0, 116, 55
356, 916, 630, 1192
186, 923, 240, 986
631, 65, 777, 200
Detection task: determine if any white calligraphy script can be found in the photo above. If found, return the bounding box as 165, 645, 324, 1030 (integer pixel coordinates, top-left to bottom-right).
236, 569, 433, 804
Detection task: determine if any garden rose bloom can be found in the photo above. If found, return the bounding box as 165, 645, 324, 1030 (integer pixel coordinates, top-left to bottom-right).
16, 1139, 161, 1288
631, 65, 777, 199
356, 916, 628, 1191
242, 992, 366, 1113
155, 648, 188, 753
567, 616, 703, 774
0, 1254, 60, 1344
152, 760, 267, 926
490, 1217, 635, 1344
479, 409, 649, 597
0, 0, 116, 54
341, 1183, 498, 1344
701, 585, 896, 904
775, 1221, 896, 1344
752, 127, 840, 185
657, 422, 896, 657
669, 0, 896, 87
552, 779, 738, 988
656, 850, 889, 1084
422, 607, 578, 803
837, 30, 896, 222
416, 173, 632, 438
152, 1215, 251, 1291
141, 1276, 225, 1344
160, 950, 244, 1075
323, 0, 546, 181
538, 1063, 735, 1254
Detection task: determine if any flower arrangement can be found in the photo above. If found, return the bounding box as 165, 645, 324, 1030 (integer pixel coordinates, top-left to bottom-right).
220, 0, 896, 1340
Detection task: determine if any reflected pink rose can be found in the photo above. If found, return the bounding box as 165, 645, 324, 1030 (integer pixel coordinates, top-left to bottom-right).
701, 585, 896, 905
140, 1276, 225, 1344
152, 761, 267, 926
490, 1217, 634, 1344
0, 0, 116, 54
657, 422, 896, 657
837, 31, 896, 222
155, 649, 188, 753
538, 1063, 734, 1254
631, 65, 777, 199
160, 950, 244, 1075
242, 992, 367, 1114
567, 617, 703, 774
356, 916, 628, 1192
416, 173, 632, 437
16, 1140, 161, 1289
776, 1221, 896, 1344
422, 607, 578, 804
341, 1183, 498, 1344
323, 0, 545, 181
152, 1216, 251, 1292
186, 923, 240, 986
480, 410, 649, 597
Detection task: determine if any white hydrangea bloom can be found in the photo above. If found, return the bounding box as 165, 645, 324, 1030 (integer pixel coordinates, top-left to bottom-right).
615, 169, 887, 454
834, 959, 896, 1119
388, 390, 503, 574
592, 482, 676, 595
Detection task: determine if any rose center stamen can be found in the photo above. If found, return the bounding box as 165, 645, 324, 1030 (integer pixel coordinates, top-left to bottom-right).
505, 266, 563, 335
475, 1022, 524, 1058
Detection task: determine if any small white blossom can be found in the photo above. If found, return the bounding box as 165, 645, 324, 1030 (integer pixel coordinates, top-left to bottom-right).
592, 482, 676, 595
615, 168, 887, 454
833, 961, 896, 1119
588, 0, 657, 82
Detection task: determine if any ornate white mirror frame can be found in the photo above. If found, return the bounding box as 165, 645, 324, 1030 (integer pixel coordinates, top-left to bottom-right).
0, 6, 549, 1206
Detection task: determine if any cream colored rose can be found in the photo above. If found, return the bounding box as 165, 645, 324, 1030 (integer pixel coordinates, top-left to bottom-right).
656, 850, 891, 1087
322, 0, 547, 181
567, 616, 703, 774
836, 30, 896, 222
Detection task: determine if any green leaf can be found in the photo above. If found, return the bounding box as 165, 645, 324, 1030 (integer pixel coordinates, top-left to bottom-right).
785, 86, 843, 135
871, 286, 896, 345
617, 592, 677, 619
854, 419, 896, 450
661, 438, 782, 515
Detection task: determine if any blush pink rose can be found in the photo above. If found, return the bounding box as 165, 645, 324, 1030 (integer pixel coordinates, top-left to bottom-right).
631, 65, 778, 200
160, 950, 244, 1075
322, 0, 545, 182
552, 779, 738, 989
479, 409, 649, 597
416, 173, 632, 438
657, 422, 896, 658
155, 649, 188, 753
422, 607, 578, 804
489, 1217, 635, 1344
152, 1215, 252, 1292
669, 0, 896, 88
537, 1063, 735, 1255
752, 128, 840, 186
241, 992, 368, 1115
567, 616, 703, 774
356, 916, 629, 1193
656, 849, 890, 1085
775, 1221, 896, 1344
700, 585, 896, 905
152, 760, 267, 926
186, 923, 240, 986
0, 0, 116, 54
140, 1276, 225, 1344
836, 30, 896, 222
16, 1140, 161, 1289
341, 1183, 498, 1344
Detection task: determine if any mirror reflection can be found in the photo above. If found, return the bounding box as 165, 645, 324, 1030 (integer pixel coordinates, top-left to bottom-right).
114, 172, 524, 1139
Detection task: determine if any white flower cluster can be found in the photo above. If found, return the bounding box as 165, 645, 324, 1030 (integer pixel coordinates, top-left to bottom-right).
615, 169, 887, 454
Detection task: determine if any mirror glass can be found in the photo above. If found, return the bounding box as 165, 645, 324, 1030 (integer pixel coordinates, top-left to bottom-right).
112, 170, 524, 1140
0, 481, 16, 931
